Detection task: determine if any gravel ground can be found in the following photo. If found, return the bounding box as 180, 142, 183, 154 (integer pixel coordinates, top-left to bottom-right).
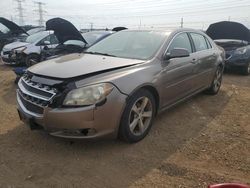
0, 61, 249, 188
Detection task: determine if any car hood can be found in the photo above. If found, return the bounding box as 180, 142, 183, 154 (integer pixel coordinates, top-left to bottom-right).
0, 17, 28, 35
3, 41, 29, 51
46, 18, 86, 44
28, 53, 144, 79
206, 21, 250, 42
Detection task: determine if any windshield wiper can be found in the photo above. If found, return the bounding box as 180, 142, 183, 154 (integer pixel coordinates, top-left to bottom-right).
84, 51, 117, 57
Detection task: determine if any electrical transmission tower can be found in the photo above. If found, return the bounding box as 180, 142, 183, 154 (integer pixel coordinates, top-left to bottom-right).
34, 1, 46, 26
180, 17, 184, 28
14, 0, 25, 26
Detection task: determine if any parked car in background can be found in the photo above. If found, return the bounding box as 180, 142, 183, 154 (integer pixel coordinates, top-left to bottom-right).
0, 17, 29, 51
41, 18, 113, 61
40, 17, 87, 61
16, 29, 224, 142
42, 30, 113, 61
82, 31, 113, 46
207, 21, 250, 75
1, 30, 58, 66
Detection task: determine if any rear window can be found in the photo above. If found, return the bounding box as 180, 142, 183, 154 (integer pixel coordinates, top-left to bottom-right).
190, 33, 208, 52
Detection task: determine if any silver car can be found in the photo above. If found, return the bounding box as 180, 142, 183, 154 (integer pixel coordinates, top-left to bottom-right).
17, 29, 224, 143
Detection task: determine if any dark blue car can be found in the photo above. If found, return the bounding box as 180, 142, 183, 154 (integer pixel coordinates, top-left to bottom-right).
207, 21, 250, 75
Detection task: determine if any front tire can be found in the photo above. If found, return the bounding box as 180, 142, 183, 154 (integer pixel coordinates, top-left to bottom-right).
241, 63, 250, 75
205, 66, 223, 95
119, 89, 156, 143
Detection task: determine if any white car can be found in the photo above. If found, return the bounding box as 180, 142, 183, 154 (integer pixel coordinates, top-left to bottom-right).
1, 30, 58, 65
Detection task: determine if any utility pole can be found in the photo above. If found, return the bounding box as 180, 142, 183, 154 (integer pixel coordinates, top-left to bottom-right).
34, 1, 46, 26
228, 16, 231, 21
14, 0, 25, 26
90, 22, 93, 31
180, 17, 184, 28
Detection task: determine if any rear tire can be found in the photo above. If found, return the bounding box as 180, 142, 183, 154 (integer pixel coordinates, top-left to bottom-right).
205, 66, 223, 95
241, 63, 250, 76
119, 89, 156, 143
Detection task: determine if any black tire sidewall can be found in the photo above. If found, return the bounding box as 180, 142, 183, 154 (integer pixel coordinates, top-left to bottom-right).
242, 63, 250, 75
119, 89, 156, 143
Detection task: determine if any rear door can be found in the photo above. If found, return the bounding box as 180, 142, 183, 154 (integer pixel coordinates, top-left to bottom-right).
161, 32, 198, 107
189, 32, 216, 89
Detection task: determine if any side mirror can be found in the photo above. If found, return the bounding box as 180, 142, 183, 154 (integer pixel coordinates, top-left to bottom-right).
164, 48, 190, 60
43, 41, 51, 45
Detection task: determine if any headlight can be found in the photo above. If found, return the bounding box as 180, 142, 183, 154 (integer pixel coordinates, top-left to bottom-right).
63, 83, 114, 106
13, 46, 27, 53
235, 47, 247, 55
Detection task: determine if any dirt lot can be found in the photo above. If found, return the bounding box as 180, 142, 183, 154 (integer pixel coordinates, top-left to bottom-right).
0, 61, 249, 188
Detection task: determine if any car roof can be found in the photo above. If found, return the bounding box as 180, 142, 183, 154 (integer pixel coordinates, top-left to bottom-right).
121, 28, 205, 33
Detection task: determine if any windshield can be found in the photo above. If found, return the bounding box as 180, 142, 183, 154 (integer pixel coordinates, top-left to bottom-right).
27, 27, 45, 35
82, 32, 110, 46
25, 31, 49, 43
0, 23, 10, 34
86, 31, 167, 60
63, 40, 86, 47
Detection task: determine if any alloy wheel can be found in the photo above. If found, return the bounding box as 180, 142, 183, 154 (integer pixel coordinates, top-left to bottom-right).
213, 68, 222, 92
128, 97, 153, 136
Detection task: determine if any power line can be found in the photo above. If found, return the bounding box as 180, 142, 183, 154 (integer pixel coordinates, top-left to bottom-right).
34, 1, 46, 26
14, 0, 25, 26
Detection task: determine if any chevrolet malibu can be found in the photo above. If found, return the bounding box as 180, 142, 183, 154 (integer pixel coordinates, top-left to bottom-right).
17, 29, 224, 143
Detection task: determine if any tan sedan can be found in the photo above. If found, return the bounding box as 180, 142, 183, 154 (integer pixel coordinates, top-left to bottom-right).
17, 29, 224, 142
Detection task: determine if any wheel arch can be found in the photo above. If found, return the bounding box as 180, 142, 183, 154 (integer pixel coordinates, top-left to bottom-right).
127, 84, 160, 114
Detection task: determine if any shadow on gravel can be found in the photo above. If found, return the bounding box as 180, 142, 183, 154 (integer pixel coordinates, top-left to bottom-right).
0, 90, 230, 188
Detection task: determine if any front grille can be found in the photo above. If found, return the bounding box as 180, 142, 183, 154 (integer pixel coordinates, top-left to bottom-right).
17, 75, 58, 116
18, 90, 44, 114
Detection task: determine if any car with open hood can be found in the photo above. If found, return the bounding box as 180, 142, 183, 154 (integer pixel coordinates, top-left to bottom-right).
41, 18, 112, 61
12, 30, 113, 84
1, 30, 58, 66
0, 17, 29, 51
16, 29, 224, 143
207, 21, 250, 75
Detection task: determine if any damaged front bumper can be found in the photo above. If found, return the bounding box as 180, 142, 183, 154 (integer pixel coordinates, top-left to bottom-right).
1, 51, 25, 65
17, 85, 127, 139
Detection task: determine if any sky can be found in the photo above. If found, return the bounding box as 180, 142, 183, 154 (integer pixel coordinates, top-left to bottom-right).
0, 0, 249, 30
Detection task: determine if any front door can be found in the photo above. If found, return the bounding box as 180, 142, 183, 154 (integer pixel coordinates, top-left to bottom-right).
160, 32, 198, 107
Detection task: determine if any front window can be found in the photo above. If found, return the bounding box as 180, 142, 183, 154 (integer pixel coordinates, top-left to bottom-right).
86, 31, 167, 60
167, 33, 192, 53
